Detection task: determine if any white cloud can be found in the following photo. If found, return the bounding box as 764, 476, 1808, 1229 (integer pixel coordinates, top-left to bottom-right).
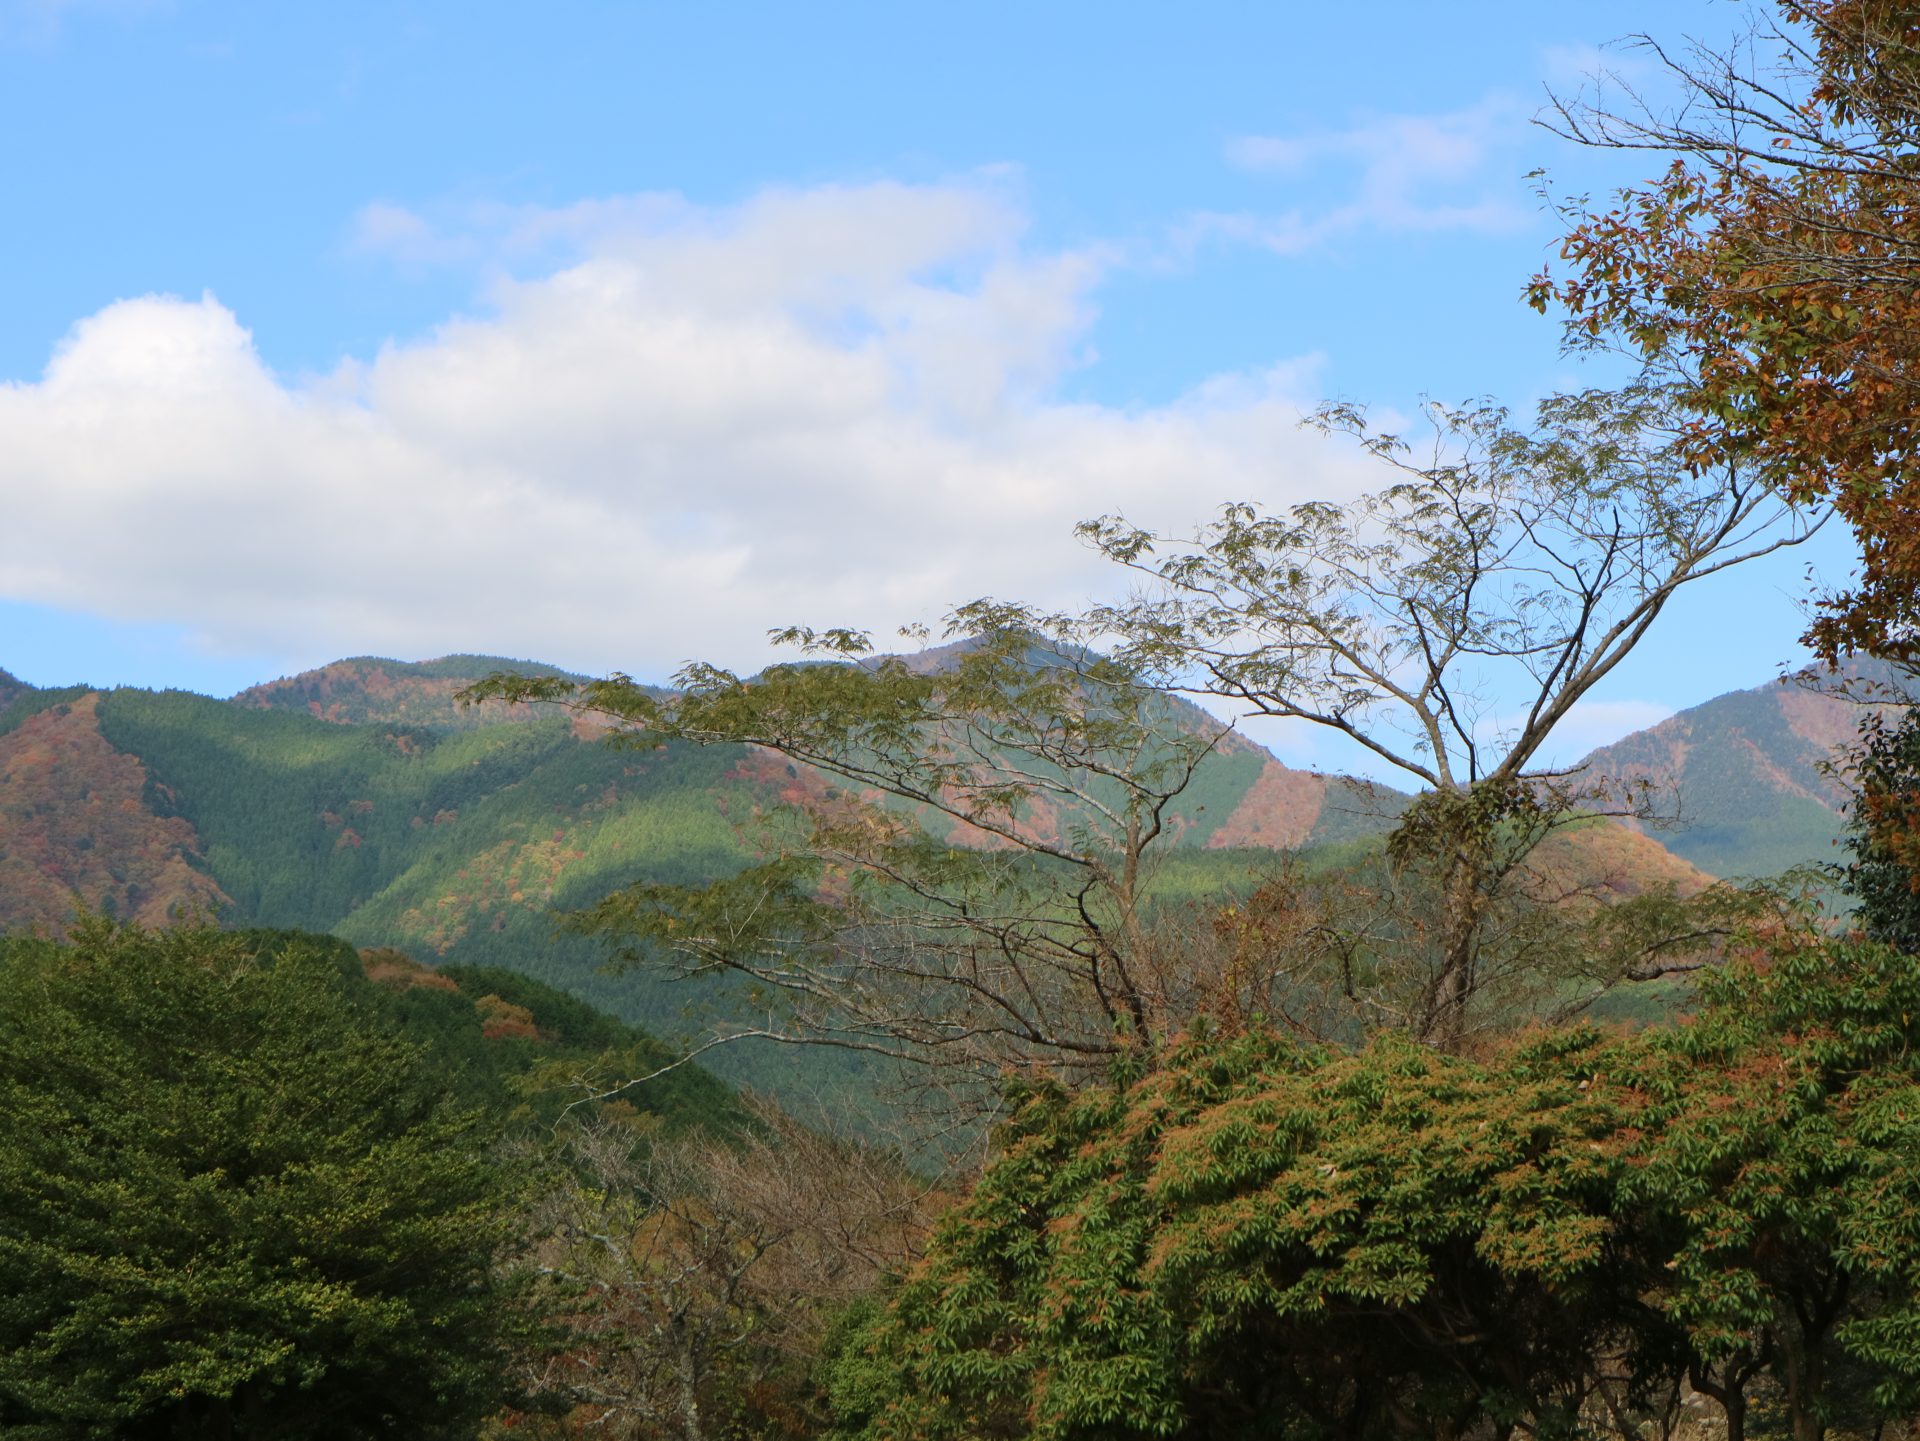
1537, 698, 1678, 767
0, 180, 1381, 682
348, 201, 469, 266
1538, 38, 1668, 96
1205, 96, 1534, 255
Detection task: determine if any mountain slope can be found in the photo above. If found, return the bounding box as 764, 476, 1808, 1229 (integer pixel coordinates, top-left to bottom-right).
865, 637, 1406, 851
0, 653, 1408, 1079
0, 649, 1735, 1101
91, 686, 760, 970
0, 693, 229, 932
345, 938, 748, 1132
232, 652, 1402, 856
1574, 664, 1892, 880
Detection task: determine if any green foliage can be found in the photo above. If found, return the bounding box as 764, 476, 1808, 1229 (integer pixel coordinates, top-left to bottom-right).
208, 930, 751, 1136
95, 690, 588, 931
1839, 702, 1920, 952
1623, 940, 1920, 1431
460, 464, 1786, 1054
430, 962, 752, 1134
830, 1026, 1665, 1440
372, 654, 589, 684
0, 683, 92, 740
87, 689, 804, 1076
473, 622, 1282, 1081
829, 936, 1920, 1439
1666, 795, 1847, 889
0, 919, 525, 1440
11, 665, 1395, 1102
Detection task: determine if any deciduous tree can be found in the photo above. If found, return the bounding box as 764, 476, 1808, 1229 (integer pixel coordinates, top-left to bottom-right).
825, 933, 1920, 1441
475, 375, 1808, 1063
513, 1100, 940, 1441
473, 624, 1245, 1089
1537, 0, 1920, 662
1835, 690, 1920, 950
1081, 377, 1812, 1047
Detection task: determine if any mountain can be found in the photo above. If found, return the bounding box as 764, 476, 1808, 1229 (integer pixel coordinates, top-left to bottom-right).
0, 676, 818, 1094
234, 653, 1401, 856
1528, 813, 1714, 900
233, 654, 593, 730
0, 649, 1731, 1094
0, 669, 29, 717
1573, 661, 1900, 881
0, 652, 1719, 950
0, 653, 1402, 1079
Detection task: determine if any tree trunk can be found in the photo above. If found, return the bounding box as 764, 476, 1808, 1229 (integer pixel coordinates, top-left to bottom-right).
1726, 1386, 1748, 1441
1691, 1353, 1750, 1441
1785, 1340, 1826, 1441
1419, 848, 1482, 1051
673, 1332, 705, 1441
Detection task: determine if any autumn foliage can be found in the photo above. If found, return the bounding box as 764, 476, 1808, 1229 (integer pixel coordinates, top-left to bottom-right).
829, 939, 1920, 1440
1537, 0, 1920, 663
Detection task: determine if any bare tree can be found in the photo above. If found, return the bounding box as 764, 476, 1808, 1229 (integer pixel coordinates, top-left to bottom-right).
1540, 1, 1920, 295
473, 375, 1810, 1063
512, 1102, 941, 1441
1081, 378, 1819, 1046
1532, 0, 1920, 663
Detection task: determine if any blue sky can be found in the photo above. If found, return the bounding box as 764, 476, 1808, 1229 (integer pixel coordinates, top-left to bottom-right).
0, 0, 1858, 776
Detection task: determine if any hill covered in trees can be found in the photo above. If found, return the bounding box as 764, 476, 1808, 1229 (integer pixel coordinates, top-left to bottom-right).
0, 919, 756, 1438
13, 641, 1878, 1106
0, 655, 1413, 1055
0, 649, 1818, 1036
1572, 662, 1895, 882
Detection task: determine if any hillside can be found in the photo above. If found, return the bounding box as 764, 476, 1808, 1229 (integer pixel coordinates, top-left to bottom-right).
0, 693, 228, 933
1573, 662, 1901, 880
87, 686, 767, 1034
229, 652, 1404, 856
338, 933, 747, 1132
0, 652, 1407, 1097
0, 648, 1739, 1096
0, 651, 1723, 950
1, 920, 748, 1135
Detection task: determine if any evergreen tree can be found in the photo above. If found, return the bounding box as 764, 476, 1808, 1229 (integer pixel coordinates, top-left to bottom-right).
0, 920, 524, 1440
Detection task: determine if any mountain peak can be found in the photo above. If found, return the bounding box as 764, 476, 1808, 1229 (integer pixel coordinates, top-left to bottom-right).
1573, 660, 1891, 880
232, 655, 590, 730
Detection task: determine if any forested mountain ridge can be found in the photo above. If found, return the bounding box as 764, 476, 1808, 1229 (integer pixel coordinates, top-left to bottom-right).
232, 653, 595, 730
0, 653, 1419, 1084
1573, 661, 1895, 882
0, 653, 1750, 953
225, 651, 1404, 854
0, 651, 1733, 1077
